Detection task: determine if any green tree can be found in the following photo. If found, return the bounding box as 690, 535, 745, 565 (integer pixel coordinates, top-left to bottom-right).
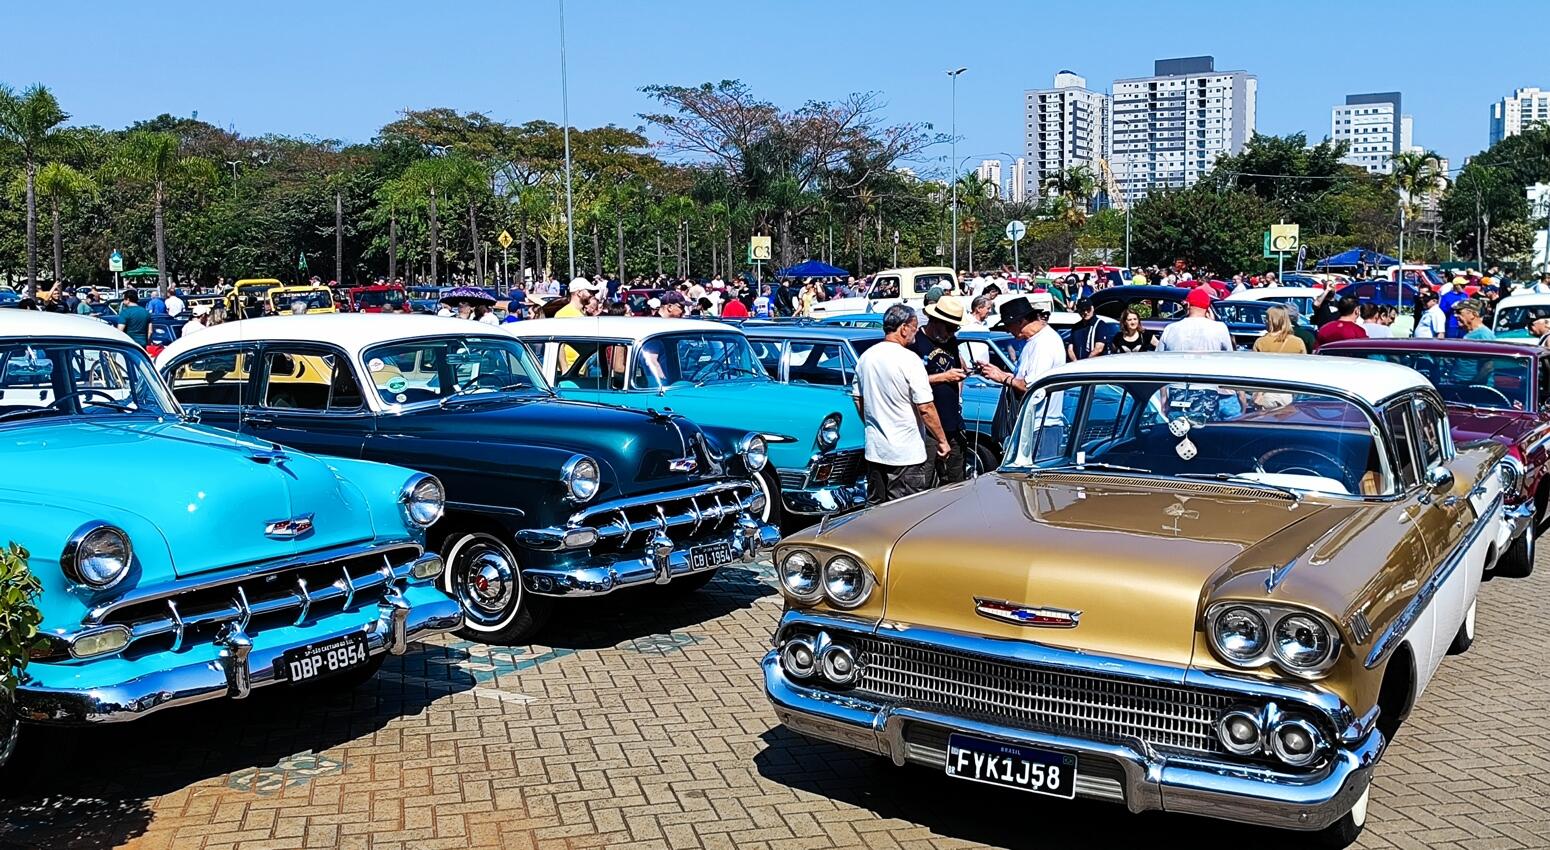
33, 162, 95, 289
1043, 166, 1098, 265
116, 131, 218, 294
1129, 184, 1276, 273
0, 84, 68, 295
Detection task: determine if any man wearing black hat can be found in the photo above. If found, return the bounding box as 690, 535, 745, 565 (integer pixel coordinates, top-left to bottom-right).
978, 293, 1067, 453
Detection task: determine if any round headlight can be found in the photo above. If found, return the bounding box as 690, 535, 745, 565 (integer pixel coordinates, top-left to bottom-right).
563, 455, 600, 502
401, 474, 446, 528
818, 414, 842, 450
1270, 717, 1323, 767
741, 434, 769, 472
1217, 709, 1263, 756
1498, 457, 1523, 495
63, 523, 133, 589
1272, 613, 1336, 671
778, 550, 822, 602
822, 555, 872, 608
1214, 606, 1268, 664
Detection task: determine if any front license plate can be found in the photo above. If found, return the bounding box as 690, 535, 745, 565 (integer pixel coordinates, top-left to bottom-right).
945, 733, 1078, 799
688, 541, 735, 571
277, 632, 370, 683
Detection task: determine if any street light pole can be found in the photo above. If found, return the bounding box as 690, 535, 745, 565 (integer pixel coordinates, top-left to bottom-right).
559, 0, 577, 281
947, 67, 967, 275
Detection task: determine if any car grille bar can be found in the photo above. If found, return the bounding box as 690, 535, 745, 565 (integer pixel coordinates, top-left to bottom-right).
805, 449, 864, 488
571, 481, 757, 551
854, 637, 1236, 757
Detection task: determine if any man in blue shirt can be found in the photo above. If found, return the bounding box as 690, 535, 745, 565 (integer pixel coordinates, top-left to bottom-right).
114, 289, 152, 346
1066, 299, 1115, 360
1439, 279, 1468, 338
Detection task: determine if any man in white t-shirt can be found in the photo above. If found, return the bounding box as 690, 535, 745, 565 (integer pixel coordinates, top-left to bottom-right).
977, 293, 1067, 457
1159, 288, 1233, 351
852, 304, 950, 504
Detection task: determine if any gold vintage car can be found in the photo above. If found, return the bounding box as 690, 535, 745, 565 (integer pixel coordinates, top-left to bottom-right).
764, 352, 1506, 847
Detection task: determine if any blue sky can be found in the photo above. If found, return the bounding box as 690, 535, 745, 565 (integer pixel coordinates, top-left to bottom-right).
4, 0, 1544, 177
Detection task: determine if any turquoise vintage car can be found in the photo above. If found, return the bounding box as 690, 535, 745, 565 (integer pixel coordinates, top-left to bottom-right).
507, 318, 866, 525
0, 312, 462, 767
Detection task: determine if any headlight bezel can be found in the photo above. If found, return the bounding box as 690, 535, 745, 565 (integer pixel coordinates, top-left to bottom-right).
399, 473, 447, 529
777, 545, 876, 609
1206, 601, 1342, 678
561, 454, 601, 503
61, 521, 133, 590
817, 414, 843, 450
1497, 455, 1524, 496
740, 433, 769, 473
822, 555, 874, 609
777, 548, 823, 604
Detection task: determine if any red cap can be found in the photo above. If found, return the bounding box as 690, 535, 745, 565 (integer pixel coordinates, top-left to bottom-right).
1185, 288, 1214, 309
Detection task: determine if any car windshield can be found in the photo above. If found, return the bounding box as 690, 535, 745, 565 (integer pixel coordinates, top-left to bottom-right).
356, 288, 406, 308
362, 336, 547, 406
634, 332, 769, 389
1004, 379, 1392, 497
1493, 304, 1550, 337
1341, 351, 1530, 411
0, 340, 178, 425
272, 289, 334, 311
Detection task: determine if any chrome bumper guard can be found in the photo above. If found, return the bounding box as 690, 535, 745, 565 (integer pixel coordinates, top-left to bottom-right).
778, 450, 868, 516
782, 483, 868, 516
1502, 501, 1534, 542
519, 517, 779, 597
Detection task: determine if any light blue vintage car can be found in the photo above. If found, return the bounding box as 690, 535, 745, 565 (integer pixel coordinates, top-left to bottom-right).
0, 312, 462, 767
507, 318, 867, 526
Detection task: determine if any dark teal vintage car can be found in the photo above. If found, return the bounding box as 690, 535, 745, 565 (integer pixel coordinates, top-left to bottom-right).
157, 315, 779, 643
0, 312, 463, 768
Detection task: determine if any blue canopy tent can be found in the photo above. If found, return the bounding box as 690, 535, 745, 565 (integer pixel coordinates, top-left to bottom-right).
1314, 248, 1398, 269
776, 259, 850, 278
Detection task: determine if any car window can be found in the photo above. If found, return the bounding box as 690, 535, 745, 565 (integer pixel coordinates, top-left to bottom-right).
633, 332, 767, 389
1383, 403, 1420, 488
553, 340, 629, 390
1413, 397, 1450, 467
747, 339, 784, 379
1346, 351, 1529, 411
362, 336, 545, 405
262, 350, 361, 412
912, 273, 954, 294
788, 341, 851, 387
168, 348, 253, 407
869, 277, 900, 299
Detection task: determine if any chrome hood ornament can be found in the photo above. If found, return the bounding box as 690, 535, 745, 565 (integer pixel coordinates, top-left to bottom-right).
264, 513, 315, 539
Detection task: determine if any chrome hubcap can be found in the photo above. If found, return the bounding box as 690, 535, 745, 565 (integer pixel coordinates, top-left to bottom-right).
456, 543, 516, 623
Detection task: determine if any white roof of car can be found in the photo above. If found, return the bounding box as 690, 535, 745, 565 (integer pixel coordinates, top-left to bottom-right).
1040, 351, 1428, 405
1494, 292, 1550, 310
157, 314, 505, 363
1224, 286, 1323, 301
503, 317, 744, 343
0, 309, 131, 343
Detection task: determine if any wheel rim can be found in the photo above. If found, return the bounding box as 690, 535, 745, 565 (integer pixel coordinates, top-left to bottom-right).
754, 469, 777, 523
1349, 786, 1370, 829
450, 536, 521, 629
1465, 600, 1477, 640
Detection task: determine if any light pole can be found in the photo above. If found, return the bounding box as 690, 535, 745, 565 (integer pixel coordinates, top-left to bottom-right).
558, 0, 576, 281
947, 67, 968, 275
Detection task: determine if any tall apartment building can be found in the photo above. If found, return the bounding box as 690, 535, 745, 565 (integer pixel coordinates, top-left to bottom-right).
975, 159, 1002, 198
1490, 87, 1550, 145
1331, 93, 1411, 174
1110, 56, 1256, 204
1023, 71, 1109, 203
1008, 158, 1028, 204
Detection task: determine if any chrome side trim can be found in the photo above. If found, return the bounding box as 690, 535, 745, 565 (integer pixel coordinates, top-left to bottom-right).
1366, 491, 1501, 669
445, 500, 526, 518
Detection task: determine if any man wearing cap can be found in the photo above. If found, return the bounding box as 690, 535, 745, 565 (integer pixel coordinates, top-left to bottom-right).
977, 293, 1067, 451
853, 304, 951, 504
1413, 291, 1446, 338
1528, 314, 1550, 347
1159, 288, 1232, 352
1458, 299, 1496, 340
657, 291, 687, 318
1440, 277, 1469, 338
908, 295, 970, 483
556, 277, 599, 318
181, 304, 212, 337
1066, 298, 1114, 361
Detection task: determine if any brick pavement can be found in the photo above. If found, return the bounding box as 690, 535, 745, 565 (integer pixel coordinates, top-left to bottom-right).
1, 553, 1546, 850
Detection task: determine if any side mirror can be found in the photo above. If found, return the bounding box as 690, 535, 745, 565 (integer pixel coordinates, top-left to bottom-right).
1425, 465, 1454, 495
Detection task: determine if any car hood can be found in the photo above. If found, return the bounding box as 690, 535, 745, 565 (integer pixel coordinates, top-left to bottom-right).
1447, 406, 1528, 445
5, 418, 375, 578
873, 474, 1361, 668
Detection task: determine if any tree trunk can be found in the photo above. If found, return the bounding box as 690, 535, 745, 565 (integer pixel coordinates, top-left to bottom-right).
592, 223, 602, 277
335, 191, 344, 285
656, 232, 663, 275
468, 200, 480, 285
51, 203, 63, 288
518, 206, 528, 284
154, 181, 168, 296
429, 187, 439, 285
685, 222, 692, 278
388, 209, 398, 280
616, 218, 625, 283
24, 166, 37, 297
727, 230, 734, 280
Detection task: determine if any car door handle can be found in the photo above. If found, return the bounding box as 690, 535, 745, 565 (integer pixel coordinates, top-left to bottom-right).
244, 415, 275, 429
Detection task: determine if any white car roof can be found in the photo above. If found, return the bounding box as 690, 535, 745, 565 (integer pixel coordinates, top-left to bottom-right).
503, 317, 745, 343
1224, 286, 1323, 301
157, 314, 505, 364
0, 309, 132, 343
1039, 351, 1427, 405
1494, 292, 1550, 310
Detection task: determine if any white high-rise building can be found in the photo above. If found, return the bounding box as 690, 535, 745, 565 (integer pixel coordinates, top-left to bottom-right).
1023, 71, 1109, 203
1110, 57, 1256, 204
1331, 93, 1411, 174
1490, 87, 1550, 146
1009, 158, 1028, 204
975, 159, 1002, 198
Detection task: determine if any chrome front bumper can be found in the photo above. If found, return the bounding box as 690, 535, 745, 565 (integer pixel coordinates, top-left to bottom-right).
783, 483, 868, 515
764, 653, 1381, 831
519, 514, 779, 597
1498, 501, 1534, 552
17, 583, 461, 725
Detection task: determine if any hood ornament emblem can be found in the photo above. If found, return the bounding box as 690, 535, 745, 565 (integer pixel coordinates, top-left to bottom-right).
264, 513, 315, 539
668, 457, 699, 474
974, 597, 1081, 629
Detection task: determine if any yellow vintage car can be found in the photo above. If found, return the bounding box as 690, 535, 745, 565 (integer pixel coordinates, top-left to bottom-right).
225, 278, 282, 319
764, 352, 1506, 847
266, 285, 338, 314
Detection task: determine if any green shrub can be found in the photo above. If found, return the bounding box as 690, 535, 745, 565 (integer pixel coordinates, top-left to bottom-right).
0, 543, 43, 697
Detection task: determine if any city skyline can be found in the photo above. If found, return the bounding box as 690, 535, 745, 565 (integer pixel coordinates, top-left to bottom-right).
4, 0, 1544, 186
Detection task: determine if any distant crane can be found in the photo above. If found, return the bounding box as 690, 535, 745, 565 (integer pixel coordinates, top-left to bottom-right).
1099, 159, 1131, 267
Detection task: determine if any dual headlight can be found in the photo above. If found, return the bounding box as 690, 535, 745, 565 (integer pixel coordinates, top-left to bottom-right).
562, 454, 601, 502
740, 434, 769, 473
817, 414, 842, 451
400, 474, 447, 528
62, 522, 133, 589
1207, 602, 1341, 677
777, 547, 875, 609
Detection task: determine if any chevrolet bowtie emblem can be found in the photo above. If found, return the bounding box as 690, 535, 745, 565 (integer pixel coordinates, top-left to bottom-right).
974, 597, 1082, 629
264, 513, 315, 539
669, 457, 699, 473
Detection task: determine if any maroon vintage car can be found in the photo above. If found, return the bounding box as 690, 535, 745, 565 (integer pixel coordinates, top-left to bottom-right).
1322, 338, 1547, 576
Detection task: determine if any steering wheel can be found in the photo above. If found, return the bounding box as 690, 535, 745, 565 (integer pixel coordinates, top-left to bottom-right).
49, 387, 135, 413
1255, 447, 1347, 482
1462, 384, 1512, 407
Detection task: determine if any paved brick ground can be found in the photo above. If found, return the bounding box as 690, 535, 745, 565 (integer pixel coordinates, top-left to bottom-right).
1, 552, 1546, 850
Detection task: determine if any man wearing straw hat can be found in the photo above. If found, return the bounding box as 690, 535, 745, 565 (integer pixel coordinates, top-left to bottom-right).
908, 294, 970, 483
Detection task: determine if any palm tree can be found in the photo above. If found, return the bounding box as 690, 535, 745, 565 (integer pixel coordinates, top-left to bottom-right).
118, 131, 217, 296
34, 163, 95, 289
1043, 166, 1098, 265
1389, 149, 1444, 238
0, 84, 69, 296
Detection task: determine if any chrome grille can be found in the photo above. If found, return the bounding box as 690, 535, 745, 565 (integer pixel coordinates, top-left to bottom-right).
572, 481, 757, 552
777, 469, 808, 490
806, 449, 864, 487
854, 637, 1235, 757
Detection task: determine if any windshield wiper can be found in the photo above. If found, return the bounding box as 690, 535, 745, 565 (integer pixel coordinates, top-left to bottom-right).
1176, 471, 1303, 501
1034, 461, 1153, 474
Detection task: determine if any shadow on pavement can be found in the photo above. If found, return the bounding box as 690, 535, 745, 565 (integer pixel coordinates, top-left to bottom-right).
753, 725, 1333, 850
0, 640, 477, 846
541, 563, 777, 650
